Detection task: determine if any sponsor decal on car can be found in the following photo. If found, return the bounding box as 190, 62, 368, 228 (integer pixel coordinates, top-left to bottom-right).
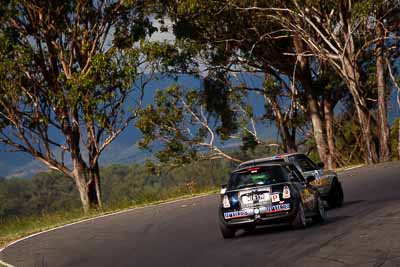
224, 203, 291, 219
224, 210, 251, 219
262, 203, 290, 213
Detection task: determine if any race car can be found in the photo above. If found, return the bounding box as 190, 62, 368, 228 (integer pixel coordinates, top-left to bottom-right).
237, 153, 344, 208
219, 162, 326, 238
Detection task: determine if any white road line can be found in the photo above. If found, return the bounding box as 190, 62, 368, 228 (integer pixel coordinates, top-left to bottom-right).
0, 259, 15, 267
0, 192, 214, 256
336, 164, 365, 173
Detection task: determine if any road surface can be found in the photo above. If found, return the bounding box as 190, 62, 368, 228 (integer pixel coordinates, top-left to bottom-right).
1, 162, 400, 267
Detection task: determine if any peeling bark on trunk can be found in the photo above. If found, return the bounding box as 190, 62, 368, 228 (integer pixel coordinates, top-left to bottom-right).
72, 158, 91, 213
67, 114, 102, 213
72, 159, 102, 213
71, 141, 102, 213
375, 23, 390, 162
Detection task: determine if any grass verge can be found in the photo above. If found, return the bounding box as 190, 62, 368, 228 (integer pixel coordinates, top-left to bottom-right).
0, 187, 218, 249
335, 163, 365, 172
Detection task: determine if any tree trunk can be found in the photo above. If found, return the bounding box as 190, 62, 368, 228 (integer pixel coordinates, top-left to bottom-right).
88, 162, 102, 209
375, 23, 390, 162
72, 158, 102, 213
286, 134, 297, 153
293, 35, 328, 164
324, 99, 336, 169
338, 16, 378, 164
270, 96, 297, 153
72, 158, 91, 213
342, 57, 378, 164
307, 93, 328, 164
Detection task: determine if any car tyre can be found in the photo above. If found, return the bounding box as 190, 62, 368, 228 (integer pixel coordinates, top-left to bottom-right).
328, 179, 344, 208
220, 223, 236, 239
291, 202, 306, 229
313, 196, 326, 223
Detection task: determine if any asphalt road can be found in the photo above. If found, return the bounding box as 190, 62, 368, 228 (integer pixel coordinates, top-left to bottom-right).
1, 162, 400, 267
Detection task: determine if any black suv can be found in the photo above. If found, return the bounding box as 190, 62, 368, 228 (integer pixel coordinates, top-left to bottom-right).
238, 153, 344, 208
219, 162, 325, 238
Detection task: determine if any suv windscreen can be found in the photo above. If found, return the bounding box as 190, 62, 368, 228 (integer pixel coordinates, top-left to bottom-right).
228, 166, 287, 190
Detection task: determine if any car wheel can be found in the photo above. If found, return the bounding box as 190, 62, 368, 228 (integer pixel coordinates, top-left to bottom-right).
220, 222, 236, 239
328, 179, 344, 208
291, 202, 306, 229
313, 196, 326, 223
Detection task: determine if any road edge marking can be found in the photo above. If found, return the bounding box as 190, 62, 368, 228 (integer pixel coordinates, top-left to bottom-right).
336, 164, 365, 173
0, 192, 215, 255
0, 259, 15, 267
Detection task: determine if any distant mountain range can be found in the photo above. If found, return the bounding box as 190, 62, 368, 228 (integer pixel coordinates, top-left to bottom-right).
0, 75, 399, 178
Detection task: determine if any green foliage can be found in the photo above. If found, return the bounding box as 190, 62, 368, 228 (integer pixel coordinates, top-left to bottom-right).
203, 72, 238, 139
0, 178, 32, 219
353, 0, 385, 19
334, 115, 365, 165
0, 158, 232, 224
136, 85, 199, 165
137, 82, 248, 164
0, 173, 79, 220
241, 131, 259, 153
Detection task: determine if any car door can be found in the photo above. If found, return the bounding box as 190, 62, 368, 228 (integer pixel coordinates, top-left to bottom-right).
289, 154, 325, 185
286, 165, 316, 213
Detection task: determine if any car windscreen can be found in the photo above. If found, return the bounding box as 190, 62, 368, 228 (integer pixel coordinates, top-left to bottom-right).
228, 166, 287, 190
238, 159, 284, 169
292, 155, 317, 172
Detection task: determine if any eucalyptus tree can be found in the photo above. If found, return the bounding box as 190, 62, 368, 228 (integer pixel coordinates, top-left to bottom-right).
234, 0, 400, 163
136, 73, 263, 165
0, 0, 158, 212
154, 0, 339, 167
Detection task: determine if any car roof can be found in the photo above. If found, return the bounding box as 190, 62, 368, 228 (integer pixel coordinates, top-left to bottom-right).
237, 153, 303, 168
233, 162, 293, 174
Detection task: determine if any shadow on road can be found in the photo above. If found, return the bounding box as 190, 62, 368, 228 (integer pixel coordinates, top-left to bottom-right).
340, 199, 365, 207
325, 199, 365, 211
235, 208, 356, 239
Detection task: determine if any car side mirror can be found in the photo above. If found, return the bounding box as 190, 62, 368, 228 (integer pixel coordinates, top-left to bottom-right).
306, 175, 316, 184
316, 162, 324, 169
220, 184, 227, 194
